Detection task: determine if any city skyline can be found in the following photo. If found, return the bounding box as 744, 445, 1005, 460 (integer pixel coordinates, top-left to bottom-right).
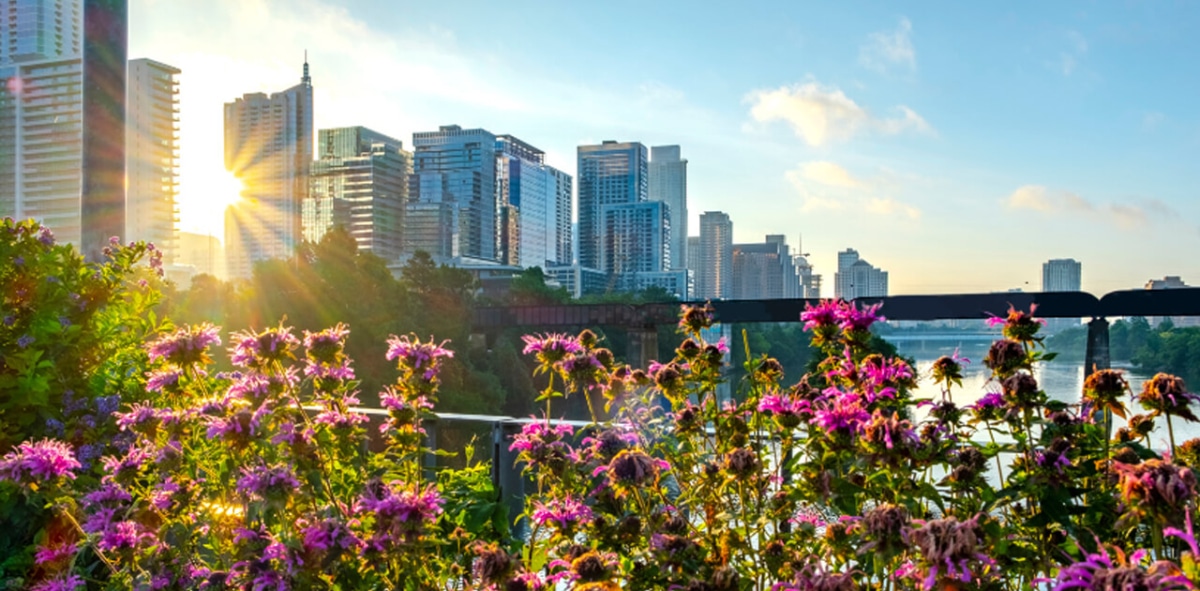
126, 1, 1199, 295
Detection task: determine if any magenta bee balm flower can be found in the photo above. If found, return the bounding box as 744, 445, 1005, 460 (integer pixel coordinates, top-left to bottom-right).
0, 438, 81, 485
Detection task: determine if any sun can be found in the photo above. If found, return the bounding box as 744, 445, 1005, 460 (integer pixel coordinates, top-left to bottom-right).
177, 170, 245, 239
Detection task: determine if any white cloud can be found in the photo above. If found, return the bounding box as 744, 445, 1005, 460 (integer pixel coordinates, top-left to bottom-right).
786, 161, 920, 219
798, 161, 867, 189
859, 18, 916, 73
1053, 31, 1088, 77
746, 81, 934, 147
1004, 185, 1176, 230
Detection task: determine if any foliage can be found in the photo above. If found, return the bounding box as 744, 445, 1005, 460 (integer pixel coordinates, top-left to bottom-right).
0, 219, 168, 581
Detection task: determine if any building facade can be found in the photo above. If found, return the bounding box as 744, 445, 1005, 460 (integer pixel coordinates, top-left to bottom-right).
732, 239, 790, 300
600, 200, 669, 278
407, 125, 497, 262
696, 211, 732, 300
0, 0, 126, 258
223, 60, 313, 278
304, 126, 410, 261
834, 248, 888, 299
495, 134, 572, 269
648, 145, 686, 270
125, 58, 179, 261
577, 140, 647, 270
1042, 258, 1082, 292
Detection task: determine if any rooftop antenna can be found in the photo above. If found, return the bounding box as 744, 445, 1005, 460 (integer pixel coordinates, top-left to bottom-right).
302, 50, 311, 86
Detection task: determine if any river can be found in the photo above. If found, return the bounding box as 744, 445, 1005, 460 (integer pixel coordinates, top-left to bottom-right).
893, 338, 1200, 450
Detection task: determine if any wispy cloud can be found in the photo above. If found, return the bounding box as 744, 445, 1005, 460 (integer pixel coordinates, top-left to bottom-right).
1053, 30, 1088, 77
746, 81, 933, 147
786, 161, 920, 219
859, 17, 916, 73
1004, 185, 1176, 230
1142, 111, 1165, 131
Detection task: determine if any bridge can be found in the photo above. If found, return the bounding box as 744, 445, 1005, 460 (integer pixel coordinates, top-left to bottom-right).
473, 288, 1200, 373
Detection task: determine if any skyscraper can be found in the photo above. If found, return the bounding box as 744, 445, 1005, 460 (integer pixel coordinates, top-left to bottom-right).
732, 236, 799, 300
125, 58, 179, 262
649, 145, 686, 269
1042, 258, 1082, 292
223, 59, 313, 278
495, 134, 572, 268
407, 125, 497, 262
304, 126, 410, 261
576, 140, 647, 270
1042, 258, 1082, 332
601, 200, 669, 278
835, 248, 888, 299
697, 211, 732, 300
0, 0, 126, 259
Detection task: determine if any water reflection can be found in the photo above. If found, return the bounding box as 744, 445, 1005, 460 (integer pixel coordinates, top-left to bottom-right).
893, 339, 1198, 451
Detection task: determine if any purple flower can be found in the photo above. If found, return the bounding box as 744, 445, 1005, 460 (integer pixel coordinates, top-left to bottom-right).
99, 444, 155, 483
313, 406, 369, 430
1049, 547, 1191, 591
33, 542, 78, 565
150, 476, 183, 511
839, 301, 885, 332
386, 334, 454, 381
83, 482, 132, 509
520, 333, 583, 362
147, 323, 222, 366
114, 402, 170, 434
299, 516, 362, 556
758, 392, 811, 429
906, 515, 996, 590
16, 334, 34, 348
95, 395, 120, 417
358, 482, 443, 549
227, 367, 299, 403
36, 226, 54, 245
236, 463, 301, 502
800, 300, 842, 332
271, 421, 316, 449
205, 403, 270, 444
229, 325, 299, 368
811, 393, 871, 436
29, 575, 84, 591
303, 324, 350, 358
531, 496, 593, 531
0, 438, 81, 484
145, 368, 184, 393
97, 520, 156, 552
509, 421, 574, 470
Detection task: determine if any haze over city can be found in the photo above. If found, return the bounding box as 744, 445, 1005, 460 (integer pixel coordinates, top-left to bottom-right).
127, 0, 1199, 295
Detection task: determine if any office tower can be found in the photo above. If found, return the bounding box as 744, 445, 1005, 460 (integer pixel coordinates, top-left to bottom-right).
732, 236, 795, 300
697, 211, 732, 300
0, 0, 126, 259
1042, 258, 1082, 332
1144, 276, 1198, 327
1042, 258, 1082, 292
223, 59, 313, 278
125, 58, 179, 262
649, 145, 686, 269
495, 134, 572, 268
407, 125, 497, 262
304, 126, 410, 261
687, 236, 700, 274
834, 248, 887, 299
576, 140, 647, 270
795, 254, 821, 298
601, 200, 669, 278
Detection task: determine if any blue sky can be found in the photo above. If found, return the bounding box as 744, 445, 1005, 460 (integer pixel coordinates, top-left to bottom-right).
131, 0, 1200, 295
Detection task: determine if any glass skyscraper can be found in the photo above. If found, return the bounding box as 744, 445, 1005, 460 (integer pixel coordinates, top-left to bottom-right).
649, 145, 687, 271
495, 134, 572, 269
408, 125, 497, 262
1, 0, 126, 258
697, 211, 733, 300
125, 58, 179, 262
304, 126, 410, 261
223, 60, 313, 278
576, 140, 648, 270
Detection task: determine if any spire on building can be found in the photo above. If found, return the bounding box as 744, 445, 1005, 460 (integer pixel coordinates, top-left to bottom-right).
302, 51, 311, 86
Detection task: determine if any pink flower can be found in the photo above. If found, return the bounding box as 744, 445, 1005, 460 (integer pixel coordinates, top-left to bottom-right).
0, 438, 81, 484
531, 496, 593, 530
386, 334, 454, 381
146, 323, 222, 366
801, 300, 842, 331
229, 325, 299, 368
520, 333, 583, 362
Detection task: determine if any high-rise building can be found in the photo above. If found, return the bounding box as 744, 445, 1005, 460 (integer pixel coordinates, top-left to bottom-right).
601, 200, 669, 279
223, 59, 313, 278
304, 126, 410, 261
686, 236, 700, 275
495, 134, 572, 268
732, 237, 797, 300
407, 125, 497, 262
649, 145, 686, 270
697, 211, 732, 300
577, 140, 647, 270
1042, 258, 1082, 292
795, 254, 821, 298
177, 231, 224, 279
1144, 276, 1199, 328
0, 0, 126, 259
125, 58, 179, 262
834, 248, 888, 299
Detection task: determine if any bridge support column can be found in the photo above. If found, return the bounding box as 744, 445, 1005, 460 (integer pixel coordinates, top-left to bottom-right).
627, 324, 659, 370
1083, 317, 1110, 376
